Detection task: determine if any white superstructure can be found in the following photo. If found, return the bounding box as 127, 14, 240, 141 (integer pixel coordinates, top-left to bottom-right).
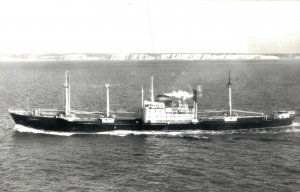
143, 100, 196, 124
142, 76, 198, 124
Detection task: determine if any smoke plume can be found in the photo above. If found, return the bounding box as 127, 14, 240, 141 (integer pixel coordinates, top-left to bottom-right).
165, 90, 193, 100
196, 85, 203, 97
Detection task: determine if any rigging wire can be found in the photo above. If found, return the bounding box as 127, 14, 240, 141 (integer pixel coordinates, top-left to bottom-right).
146, 0, 155, 53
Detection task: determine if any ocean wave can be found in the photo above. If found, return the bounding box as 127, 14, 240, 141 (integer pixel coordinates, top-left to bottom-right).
284, 127, 300, 133
292, 122, 300, 127
14, 125, 74, 136
13, 125, 210, 137
96, 130, 211, 139
14, 124, 300, 137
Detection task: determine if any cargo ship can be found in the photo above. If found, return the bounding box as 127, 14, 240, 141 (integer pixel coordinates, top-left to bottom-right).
9, 71, 295, 132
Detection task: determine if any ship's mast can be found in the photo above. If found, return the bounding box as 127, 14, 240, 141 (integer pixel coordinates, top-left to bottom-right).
228, 71, 232, 116
193, 89, 198, 120
26, 98, 29, 113
151, 75, 154, 102
68, 75, 71, 114
105, 83, 110, 117
142, 85, 144, 107
64, 71, 71, 115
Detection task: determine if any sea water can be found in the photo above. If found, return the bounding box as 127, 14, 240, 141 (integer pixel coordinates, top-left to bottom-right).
0, 60, 300, 191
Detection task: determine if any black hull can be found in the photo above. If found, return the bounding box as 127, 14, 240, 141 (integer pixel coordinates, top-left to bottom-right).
10, 113, 294, 132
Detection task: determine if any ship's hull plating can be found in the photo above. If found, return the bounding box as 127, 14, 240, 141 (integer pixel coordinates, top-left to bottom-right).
10, 113, 294, 132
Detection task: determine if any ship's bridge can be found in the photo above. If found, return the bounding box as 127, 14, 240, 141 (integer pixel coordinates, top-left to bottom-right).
142, 99, 196, 124
143, 100, 165, 109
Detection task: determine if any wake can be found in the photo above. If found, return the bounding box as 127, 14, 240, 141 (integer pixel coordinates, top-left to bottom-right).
14, 123, 300, 137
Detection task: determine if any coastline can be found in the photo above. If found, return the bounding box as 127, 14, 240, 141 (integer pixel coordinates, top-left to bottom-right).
1, 53, 300, 62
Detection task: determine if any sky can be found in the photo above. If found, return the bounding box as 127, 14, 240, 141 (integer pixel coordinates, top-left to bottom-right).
0, 0, 300, 54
